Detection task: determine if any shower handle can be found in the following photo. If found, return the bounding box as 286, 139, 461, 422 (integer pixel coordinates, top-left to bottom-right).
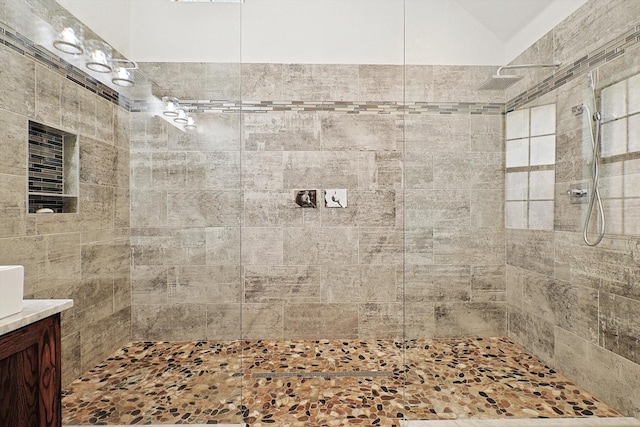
567, 188, 587, 197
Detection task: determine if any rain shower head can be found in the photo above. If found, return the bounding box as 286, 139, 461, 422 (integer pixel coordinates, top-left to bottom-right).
478, 74, 523, 90
478, 62, 562, 90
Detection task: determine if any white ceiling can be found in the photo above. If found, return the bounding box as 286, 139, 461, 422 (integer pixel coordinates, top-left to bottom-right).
454, 0, 556, 42
56, 0, 587, 65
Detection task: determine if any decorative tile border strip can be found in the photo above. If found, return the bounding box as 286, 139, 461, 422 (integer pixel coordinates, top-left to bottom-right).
507, 24, 640, 112
0, 23, 131, 110
131, 100, 504, 115
252, 371, 393, 379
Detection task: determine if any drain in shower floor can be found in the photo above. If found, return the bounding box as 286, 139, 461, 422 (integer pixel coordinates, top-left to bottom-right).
251, 371, 393, 379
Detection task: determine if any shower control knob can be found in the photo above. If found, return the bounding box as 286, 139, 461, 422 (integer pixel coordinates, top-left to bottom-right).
567, 188, 587, 197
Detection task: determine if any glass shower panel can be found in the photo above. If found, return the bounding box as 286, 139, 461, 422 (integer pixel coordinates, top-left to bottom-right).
127, 1, 244, 425
240, 1, 406, 425
404, 0, 508, 421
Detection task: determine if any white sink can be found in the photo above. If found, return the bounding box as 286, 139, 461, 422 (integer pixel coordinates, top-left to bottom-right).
0, 265, 24, 319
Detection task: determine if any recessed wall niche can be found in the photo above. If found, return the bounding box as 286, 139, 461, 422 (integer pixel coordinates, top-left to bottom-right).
28, 122, 79, 214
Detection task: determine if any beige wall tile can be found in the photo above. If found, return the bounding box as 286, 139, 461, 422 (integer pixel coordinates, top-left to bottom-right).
555, 326, 640, 417
600, 292, 640, 364
242, 63, 283, 100
405, 265, 471, 302
0, 110, 28, 176
81, 307, 131, 373
507, 310, 555, 366
34, 64, 62, 126
282, 64, 359, 101
206, 303, 242, 340
404, 302, 436, 339
171, 265, 242, 304
322, 114, 398, 152
80, 137, 118, 186
0, 44, 34, 117
244, 111, 321, 152
132, 304, 204, 341
321, 265, 398, 303
242, 303, 283, 339
61, 331, 81, 386
284, 303, 358, 339
358, 65, 403, 101
359, 228, 403, 265
131, 265, 168, 305
244, 265, 320, 303
244, 191, 305, 227
283, 151, 359, 189
167, 190, 241, 227
358, 302, 403, 339
206, 227, 240, 265
241, 227, 283, 265
434, 302, 506, 338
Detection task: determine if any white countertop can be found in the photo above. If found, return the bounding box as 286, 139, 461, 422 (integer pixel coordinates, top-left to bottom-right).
0, 299, 73, 336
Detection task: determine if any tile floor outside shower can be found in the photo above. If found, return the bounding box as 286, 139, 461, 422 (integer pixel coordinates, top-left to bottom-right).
62, 337, 624, 426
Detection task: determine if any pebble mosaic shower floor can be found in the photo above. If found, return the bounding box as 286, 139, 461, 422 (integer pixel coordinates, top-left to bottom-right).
61, 337, 622, 426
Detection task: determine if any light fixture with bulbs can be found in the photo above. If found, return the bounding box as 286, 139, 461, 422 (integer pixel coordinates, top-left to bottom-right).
111, 60, 138, 87
162, 97, 180, 117
85, 39, 112, 73
52, 16, 84, 55
184, 116, 197, 131
52, 17, 138, 88
161, 97, 197, 131
174, 108, 189, 124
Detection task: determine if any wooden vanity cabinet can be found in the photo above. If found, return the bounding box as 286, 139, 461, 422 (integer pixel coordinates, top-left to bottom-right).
0, 314, 61, 427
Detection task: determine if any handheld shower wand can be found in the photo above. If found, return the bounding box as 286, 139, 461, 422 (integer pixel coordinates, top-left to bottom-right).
581, 71, 605, 246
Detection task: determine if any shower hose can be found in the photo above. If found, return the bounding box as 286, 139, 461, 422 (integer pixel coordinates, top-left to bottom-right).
580, 103, 606, 246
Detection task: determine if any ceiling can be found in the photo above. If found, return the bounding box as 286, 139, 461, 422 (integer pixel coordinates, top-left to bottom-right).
56, 0, 587, 64
454, 0, 556, 42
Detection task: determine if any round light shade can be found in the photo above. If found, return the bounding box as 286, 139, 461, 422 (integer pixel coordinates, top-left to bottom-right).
86, 39, 112, 73
52, 16, 84, 55
162, 97, 180, 117
184, 115, 197, 131
174, 109, 189, 125
112, 67, 134, 87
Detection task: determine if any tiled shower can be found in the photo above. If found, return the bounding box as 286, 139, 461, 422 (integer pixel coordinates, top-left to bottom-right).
0, 0, 640, 422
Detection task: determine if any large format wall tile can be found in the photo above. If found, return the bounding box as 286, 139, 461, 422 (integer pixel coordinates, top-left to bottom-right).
357, 302, 403, 339
244, 265, 321, 303
555, 327, 640, 417
322, 114, 398, 151
320, 264, 399, 303
599, 292, 640, 365
131, 59, 503, 342
0, 30, 131, 383
504, 2, 640, 416
0, 44, 34, 117
34, 64, 62, 126
242, 303, 284, 339
169, 265, 241, 304
167, 190, 242, 227
284, 303, 359, 338
434, 302, 506, 337
405, 265, 471, 302
244, 111, 321, 151
132, 304, 206, 341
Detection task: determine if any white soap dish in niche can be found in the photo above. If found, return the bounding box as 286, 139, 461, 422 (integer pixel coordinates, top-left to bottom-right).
0, 265, 24, 319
